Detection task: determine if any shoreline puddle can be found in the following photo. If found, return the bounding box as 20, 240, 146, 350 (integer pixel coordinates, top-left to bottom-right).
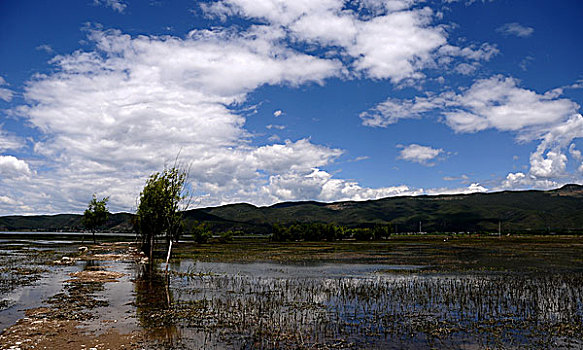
0, 241, 145, 349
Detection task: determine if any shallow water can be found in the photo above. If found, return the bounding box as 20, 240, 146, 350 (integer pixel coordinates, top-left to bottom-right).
0, 239, 140, 334
2, 240, 583, 349
170, 260, 423, 278
0, 267, 82, 331
132, 259, 583, 349
79, 259, 141, 334
0, 240, 82, 330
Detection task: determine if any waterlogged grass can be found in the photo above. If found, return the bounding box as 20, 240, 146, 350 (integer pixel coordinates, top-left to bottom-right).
169, 276, 581, 348
132, 236, 583, 348
2, 236, 583, 349
171, 235, 583, 273
0, 242, 62, 301
138, 263, 583, 349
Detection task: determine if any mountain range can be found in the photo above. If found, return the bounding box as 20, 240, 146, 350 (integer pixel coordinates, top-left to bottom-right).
1, 184, 582, 235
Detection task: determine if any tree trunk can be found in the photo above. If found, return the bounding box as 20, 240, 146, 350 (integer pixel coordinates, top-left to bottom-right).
165, 240, 173, 275
149, 234, 154, 271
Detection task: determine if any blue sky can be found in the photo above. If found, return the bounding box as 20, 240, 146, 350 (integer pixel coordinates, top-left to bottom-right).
0, 0, 582, 214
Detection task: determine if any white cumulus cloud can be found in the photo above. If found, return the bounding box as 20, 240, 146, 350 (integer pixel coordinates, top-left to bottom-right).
398, 144, 444, 166
426, 183, 487, 195
500, 172, 558, 190
569, 144, 582, 160
1, 2, 562, 213
263, 168, 423, 203
362, 74, 582, 188
2, 27, 345, 213
5, 24, 438, 214
0, 76, 14, 102
361, 75, 579, 133
202, 0, 496, 82
1, 1, 502, 214
526, 115, 583, 178
0, 156, 31, 177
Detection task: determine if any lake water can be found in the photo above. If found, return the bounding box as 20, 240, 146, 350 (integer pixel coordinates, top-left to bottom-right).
146, 260, 583, 349
1, 238, 583, 349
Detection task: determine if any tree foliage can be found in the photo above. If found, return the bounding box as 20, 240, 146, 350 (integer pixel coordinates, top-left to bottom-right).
190, 220, 212, 244
271, 222, 392, 242
135, 166, 188, 258
82, 194, 110, 243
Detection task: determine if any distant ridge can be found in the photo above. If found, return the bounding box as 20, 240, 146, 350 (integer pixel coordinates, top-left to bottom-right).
552, 183, 583, 195
1, 184, 582, 234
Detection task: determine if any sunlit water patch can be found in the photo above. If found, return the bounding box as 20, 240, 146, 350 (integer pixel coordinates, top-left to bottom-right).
0, 240, 141, 335
0, 240, 82, 330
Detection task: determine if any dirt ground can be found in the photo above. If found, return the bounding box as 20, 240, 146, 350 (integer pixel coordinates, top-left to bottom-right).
0, 316, 142, 350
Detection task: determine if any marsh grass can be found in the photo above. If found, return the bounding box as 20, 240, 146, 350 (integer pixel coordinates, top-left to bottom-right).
171, 236, 583, 273
0, 244, 61, 305
3, 237, 583, 349
139, 241, 583, 349
139, 270, 583, 348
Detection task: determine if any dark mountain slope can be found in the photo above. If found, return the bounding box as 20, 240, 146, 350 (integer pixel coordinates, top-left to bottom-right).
1, 184, 582, 234
193, 185, 583, 233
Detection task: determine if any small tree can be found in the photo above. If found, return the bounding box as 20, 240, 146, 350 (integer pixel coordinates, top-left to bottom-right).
82, 194, 110, 243
191, 221, 212, 244
134, 166, 188, 259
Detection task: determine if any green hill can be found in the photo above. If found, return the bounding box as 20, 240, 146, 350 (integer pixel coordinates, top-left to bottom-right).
1, 184, 582, 234
0, 213, 134, 233
190, 184, 583, 234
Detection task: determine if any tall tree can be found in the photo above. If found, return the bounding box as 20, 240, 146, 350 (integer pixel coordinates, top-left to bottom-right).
82, 194, 110, 243
134, 166, 188, 259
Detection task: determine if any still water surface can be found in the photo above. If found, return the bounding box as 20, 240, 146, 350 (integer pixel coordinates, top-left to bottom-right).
1, 239, 583, 349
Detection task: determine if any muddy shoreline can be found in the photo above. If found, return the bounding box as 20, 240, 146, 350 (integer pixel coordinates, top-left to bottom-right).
0, 242, 145, 350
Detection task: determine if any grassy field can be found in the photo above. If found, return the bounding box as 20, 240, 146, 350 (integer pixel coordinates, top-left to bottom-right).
170, 235, 583, 273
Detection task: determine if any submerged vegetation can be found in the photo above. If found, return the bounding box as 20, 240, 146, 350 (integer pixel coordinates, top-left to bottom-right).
147, 265, 583, 349
140, 236, 583, 348
1, 236, 583, 348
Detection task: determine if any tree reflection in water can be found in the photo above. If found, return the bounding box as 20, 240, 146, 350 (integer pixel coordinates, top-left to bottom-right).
134, 265, 180, 346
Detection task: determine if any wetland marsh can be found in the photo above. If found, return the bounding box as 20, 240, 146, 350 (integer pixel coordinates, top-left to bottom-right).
1, 236, 583, 349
